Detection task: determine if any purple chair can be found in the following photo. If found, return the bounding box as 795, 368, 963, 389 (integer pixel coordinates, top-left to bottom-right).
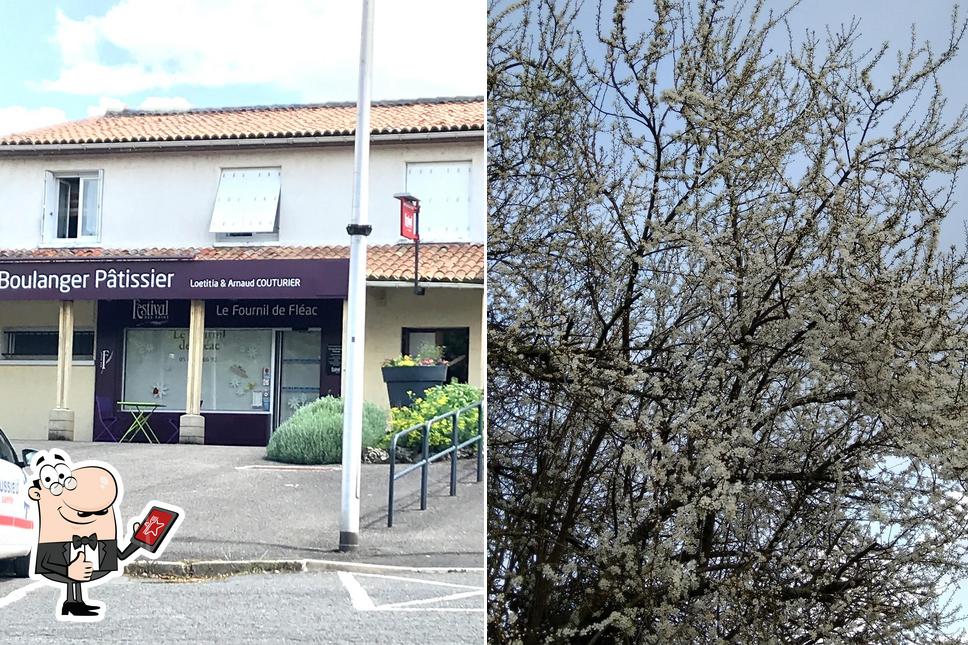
95, 396, 120, 441
165, 416, 181, 444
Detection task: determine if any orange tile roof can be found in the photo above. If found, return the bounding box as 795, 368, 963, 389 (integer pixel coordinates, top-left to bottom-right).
0, 243, 484, 283
0, 97, 484, 146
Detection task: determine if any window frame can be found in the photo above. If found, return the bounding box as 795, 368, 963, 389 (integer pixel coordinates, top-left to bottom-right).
401, 326, 471, 384
214, 229, 281, 246
41, 170, 103, 247
2, 328, 96, 361
121, 327, 276, 415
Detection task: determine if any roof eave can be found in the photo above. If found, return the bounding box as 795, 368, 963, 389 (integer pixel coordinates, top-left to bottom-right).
0, 128, 485, 156
366, 279, 484, 288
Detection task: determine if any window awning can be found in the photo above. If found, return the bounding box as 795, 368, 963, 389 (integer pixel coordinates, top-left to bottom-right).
209, 168, 281, 233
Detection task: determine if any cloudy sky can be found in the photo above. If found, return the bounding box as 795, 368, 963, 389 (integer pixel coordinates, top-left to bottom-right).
0, 0, 485, 136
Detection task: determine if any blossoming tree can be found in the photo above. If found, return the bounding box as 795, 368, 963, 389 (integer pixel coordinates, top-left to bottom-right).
488, 0, 968, 641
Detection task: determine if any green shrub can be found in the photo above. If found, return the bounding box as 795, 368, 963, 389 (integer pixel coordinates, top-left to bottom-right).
266, 396, 388, 464
386, 382, 483, 452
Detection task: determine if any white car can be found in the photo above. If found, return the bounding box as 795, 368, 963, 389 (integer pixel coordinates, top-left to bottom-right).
0, 429, 36, 577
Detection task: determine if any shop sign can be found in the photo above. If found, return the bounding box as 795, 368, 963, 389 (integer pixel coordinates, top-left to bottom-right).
105, 299, 338, 328
132, 300, 170, 322
326, 344, 342, 376
400, 198, 419, 241
212, 302, 320, 319
0, 259, 348, 301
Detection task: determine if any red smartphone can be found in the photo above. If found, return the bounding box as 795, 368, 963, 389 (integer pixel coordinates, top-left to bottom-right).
130, 506, 180, 553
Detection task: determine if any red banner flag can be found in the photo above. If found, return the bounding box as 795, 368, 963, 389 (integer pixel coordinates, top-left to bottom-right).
400, 199, 418, 241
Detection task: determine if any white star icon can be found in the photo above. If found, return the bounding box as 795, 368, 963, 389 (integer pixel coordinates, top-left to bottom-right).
143, 517, 165, 539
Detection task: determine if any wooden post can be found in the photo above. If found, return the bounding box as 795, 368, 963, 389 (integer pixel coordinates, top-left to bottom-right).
48, 300, 75, 440
179, 299, 206, 443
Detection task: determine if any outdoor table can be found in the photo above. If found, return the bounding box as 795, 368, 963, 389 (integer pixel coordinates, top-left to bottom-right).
117, 401, 165, 443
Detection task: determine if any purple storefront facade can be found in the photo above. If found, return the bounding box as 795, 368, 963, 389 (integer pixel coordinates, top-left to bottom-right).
0, 257, 349, 447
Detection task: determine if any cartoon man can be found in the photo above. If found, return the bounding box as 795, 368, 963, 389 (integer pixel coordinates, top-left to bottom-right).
26, 449, 182, 621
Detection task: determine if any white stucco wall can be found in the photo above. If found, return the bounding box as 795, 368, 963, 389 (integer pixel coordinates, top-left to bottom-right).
0, 138, 485, 249
0, 301, 96, 442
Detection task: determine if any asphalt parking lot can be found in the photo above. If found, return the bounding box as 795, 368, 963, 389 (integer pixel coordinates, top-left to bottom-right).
0, 569, 485, 643
1, 440, 485, 640
19, 440, 485, 567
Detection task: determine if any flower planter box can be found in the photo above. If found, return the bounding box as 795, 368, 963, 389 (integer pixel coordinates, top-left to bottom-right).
382, 365, 448, 408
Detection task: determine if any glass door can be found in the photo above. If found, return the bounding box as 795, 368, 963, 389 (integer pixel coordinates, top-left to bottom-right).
273, 330, 322, 429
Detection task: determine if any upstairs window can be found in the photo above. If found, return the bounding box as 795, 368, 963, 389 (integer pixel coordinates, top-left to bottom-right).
43, 171, 102, 245
209, 167, 281, 244
405, 161, 472, 242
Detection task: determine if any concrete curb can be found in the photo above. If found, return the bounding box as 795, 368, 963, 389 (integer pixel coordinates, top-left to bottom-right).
126, 558, 485, 578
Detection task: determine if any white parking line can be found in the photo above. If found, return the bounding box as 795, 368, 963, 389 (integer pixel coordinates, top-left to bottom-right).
337, 572, 484, 613
0, 581, 45, 608
354, 572, 482, 590
235, 464, 340, 472
379, 590, 484, 610
338, 571, 376, 610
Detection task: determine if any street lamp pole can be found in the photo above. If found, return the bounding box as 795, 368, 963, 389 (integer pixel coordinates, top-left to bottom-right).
340, 0, 375, 552
394, 193, 424, 295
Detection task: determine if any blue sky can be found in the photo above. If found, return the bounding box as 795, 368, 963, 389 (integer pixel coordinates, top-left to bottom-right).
773, 1, 966, 245
569, 0, 967, 244
0, 0, 485, 135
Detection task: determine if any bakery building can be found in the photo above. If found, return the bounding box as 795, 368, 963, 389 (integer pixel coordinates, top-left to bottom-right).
0, 97, 485, 446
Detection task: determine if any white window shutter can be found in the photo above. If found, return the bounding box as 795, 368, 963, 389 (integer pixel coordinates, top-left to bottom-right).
42, 171, 58, 242
405, 161, 472, 242
210, 168, 281, 233
80, 173, 101, 238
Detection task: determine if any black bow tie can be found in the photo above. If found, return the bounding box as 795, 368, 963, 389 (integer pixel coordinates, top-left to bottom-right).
72, 534, 97, 549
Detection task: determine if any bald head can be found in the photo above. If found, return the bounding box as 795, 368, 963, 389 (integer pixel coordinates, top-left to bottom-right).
68, 467, 119, 512
29, 463, 121, 543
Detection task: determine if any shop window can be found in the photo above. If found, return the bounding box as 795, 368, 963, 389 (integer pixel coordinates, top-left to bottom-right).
42, 171, 102, 245
123, 328, 273, 413
209, 167, 281, 244
401, 327, 470, 384
2, 329, 95, 360
405, 161, 472, 242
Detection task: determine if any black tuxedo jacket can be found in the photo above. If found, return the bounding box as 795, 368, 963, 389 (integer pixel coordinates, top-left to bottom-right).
35, 538, 139, 583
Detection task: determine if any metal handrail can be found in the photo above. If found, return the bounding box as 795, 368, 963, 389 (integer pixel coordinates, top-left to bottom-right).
387, 400, 484, 527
